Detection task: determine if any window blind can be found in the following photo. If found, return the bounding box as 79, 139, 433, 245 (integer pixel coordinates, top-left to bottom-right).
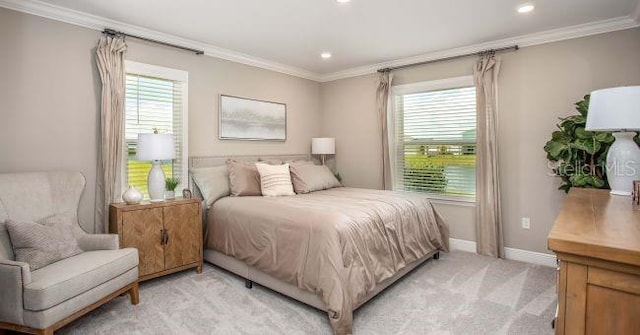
125, 73, 184, 198
394, 86, 477, 198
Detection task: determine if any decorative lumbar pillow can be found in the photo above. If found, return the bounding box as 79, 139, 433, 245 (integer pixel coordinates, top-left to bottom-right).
289, 162, 342, 194
5, 214, 83, 271
226, 159, 263, 196
190, 165, 230, 208
255, 163, 295, 197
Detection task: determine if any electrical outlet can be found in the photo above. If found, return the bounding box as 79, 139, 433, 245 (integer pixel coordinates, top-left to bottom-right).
522, 217, 531, 230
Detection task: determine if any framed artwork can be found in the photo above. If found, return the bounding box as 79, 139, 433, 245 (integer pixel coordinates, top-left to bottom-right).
219, 94, 287, 141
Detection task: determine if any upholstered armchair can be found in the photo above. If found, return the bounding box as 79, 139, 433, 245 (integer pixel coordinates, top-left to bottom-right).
0, 172, 139, 335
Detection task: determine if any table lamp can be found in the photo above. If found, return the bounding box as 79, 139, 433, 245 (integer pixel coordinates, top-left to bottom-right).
312, 138, 335, 165
586, 86, 640, 195
137, 131, 176, 201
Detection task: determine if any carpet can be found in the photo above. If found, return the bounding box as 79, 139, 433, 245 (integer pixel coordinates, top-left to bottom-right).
58, 251, 557, 334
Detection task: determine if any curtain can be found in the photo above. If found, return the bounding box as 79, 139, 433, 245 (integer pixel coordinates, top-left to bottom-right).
95, 35, 127, 233
473, 54, 504, 258
377, 71, 394, 190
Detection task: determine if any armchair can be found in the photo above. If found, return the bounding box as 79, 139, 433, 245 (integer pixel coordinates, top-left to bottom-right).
0, 172, 139, 335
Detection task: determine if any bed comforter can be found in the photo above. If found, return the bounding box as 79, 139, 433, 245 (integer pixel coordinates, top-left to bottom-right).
205, 187, 449, 334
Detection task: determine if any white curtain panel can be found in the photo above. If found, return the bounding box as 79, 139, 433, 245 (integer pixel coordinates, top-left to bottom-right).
95, 36, 127, 233
377, 71, 394, 190
473, 55, 504, 258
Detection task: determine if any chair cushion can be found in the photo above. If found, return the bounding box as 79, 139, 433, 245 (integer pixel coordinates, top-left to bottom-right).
5, 214, 83, 271
23, 248, 138, 311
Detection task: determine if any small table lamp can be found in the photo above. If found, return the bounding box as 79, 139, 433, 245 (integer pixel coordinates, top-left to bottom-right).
586, 86, 640, 195
137, 132, 176, 201
312, 137, 335, 165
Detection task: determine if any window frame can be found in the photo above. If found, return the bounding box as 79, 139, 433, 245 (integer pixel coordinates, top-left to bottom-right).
391, 75, 476, 205
122, 60, 189, 194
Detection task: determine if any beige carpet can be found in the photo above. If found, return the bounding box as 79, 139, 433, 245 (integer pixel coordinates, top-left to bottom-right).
58, 251, 557, 334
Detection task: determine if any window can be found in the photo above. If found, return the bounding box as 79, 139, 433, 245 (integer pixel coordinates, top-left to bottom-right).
392, 76, 476, 201
124, 61, 188, 198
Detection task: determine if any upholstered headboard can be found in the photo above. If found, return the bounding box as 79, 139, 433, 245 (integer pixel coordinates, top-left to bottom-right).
188, 154, 310, 170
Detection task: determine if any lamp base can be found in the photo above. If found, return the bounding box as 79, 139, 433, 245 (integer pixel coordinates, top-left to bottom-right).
606, 132, 640, 196
148, 160, 166, 202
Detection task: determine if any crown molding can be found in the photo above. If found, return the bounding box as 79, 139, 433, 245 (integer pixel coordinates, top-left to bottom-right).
318, 15, 640, 82
1, 0, 638, 83
0, 0, 322, 81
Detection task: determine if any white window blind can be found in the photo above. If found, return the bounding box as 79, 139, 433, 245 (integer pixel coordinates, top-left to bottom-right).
393, 81, 476, 199
124, 63, 187, 199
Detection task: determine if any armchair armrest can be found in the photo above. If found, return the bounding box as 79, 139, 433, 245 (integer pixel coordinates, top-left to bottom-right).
0, 259, 30, 325
77, 234, 120, 251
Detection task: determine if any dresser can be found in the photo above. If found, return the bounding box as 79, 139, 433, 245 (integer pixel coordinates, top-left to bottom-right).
109, 198, 203, 281
548, 188, 640, 335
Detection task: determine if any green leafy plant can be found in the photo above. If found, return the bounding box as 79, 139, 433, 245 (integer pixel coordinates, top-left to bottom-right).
544, 95, 616, 193
165, 177, 181, 191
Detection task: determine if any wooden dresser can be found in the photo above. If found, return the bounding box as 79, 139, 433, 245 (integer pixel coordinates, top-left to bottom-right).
109, 198, 203, 281
548, 188, 640, 335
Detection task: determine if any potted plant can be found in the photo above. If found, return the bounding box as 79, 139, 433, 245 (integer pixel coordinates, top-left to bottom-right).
164, 177, 181, 200
543, 94, 616, 193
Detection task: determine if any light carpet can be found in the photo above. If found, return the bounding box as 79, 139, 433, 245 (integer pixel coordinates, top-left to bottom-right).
58, 251, 557, 334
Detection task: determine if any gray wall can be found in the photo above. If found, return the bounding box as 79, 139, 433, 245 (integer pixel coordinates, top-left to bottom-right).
0, 8, 321, 232
2, 6, 639, 254
321, 28, 640, 253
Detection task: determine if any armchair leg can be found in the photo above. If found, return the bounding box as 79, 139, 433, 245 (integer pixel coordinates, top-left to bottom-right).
35, 328, 53, 335
129, 281, 140, 305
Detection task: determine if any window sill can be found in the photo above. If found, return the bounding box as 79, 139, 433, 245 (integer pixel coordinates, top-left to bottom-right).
427, 196, 476, 207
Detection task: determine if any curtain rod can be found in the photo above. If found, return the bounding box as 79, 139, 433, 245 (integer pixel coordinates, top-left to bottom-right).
377, 45, 519, 73
103, 28, 204, 55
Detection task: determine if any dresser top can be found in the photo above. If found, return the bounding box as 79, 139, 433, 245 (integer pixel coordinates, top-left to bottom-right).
110, 197, 200, 211
548, 188, 640, 266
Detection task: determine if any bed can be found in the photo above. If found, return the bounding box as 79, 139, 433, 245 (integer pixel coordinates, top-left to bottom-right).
189, 155, 449, 334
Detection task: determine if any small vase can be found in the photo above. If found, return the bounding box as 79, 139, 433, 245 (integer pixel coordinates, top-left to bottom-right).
122, 185, 143, 205
164, 190, 176, 200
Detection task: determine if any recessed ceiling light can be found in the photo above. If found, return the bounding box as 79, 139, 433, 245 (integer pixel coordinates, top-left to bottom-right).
517, 3, 535, 14
336, 0, 351, 3
321, 52, 332, 59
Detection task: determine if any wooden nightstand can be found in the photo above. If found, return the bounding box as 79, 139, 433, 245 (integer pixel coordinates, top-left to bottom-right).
109, 198, 203, 281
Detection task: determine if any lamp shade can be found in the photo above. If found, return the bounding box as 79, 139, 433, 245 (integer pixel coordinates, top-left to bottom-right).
586, 86, 640, 131
312, 138, 335, 155
137, 133, 176, 161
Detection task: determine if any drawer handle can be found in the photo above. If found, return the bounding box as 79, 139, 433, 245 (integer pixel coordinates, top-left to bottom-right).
160, 229, 165, 245
162, 229, 169, 245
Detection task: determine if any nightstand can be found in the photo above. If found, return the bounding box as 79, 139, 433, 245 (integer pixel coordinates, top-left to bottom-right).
109, 198, 203, 281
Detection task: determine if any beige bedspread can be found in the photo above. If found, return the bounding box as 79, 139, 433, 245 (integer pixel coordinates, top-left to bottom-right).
205, 187, 449, 334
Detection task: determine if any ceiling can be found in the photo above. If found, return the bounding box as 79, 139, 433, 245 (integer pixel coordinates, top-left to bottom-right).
9, 0, 640, 79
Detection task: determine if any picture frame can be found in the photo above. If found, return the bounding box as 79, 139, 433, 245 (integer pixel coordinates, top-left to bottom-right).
219, 94, 287, 141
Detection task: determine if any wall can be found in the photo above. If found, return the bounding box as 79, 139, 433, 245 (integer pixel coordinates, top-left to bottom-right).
321, 28, 640, 253
0, 8, 321, 232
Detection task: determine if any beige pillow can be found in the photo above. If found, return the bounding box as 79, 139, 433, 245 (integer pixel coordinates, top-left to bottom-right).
190, 166, 230, 208
290, 163, 342, 194
227, 159, 262, 196
255, 163, 295, 197
5, 213, 83, 271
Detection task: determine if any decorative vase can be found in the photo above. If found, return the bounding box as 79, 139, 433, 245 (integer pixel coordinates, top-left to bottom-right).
122, 185, 143, 205
164, 190, 176, 200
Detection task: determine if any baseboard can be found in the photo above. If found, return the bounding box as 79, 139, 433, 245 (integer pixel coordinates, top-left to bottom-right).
449, 238, 557, 267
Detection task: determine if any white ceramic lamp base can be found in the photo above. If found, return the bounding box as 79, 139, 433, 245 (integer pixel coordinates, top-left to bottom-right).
606, 132, 640, 196
147, 160, 166, 202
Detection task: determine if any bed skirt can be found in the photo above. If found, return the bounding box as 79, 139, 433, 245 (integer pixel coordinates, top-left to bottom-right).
203, 248, 440, 312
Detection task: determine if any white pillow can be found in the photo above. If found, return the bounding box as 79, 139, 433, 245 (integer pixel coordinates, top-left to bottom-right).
190, 166, 230, 208
255, 163, 295, 197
